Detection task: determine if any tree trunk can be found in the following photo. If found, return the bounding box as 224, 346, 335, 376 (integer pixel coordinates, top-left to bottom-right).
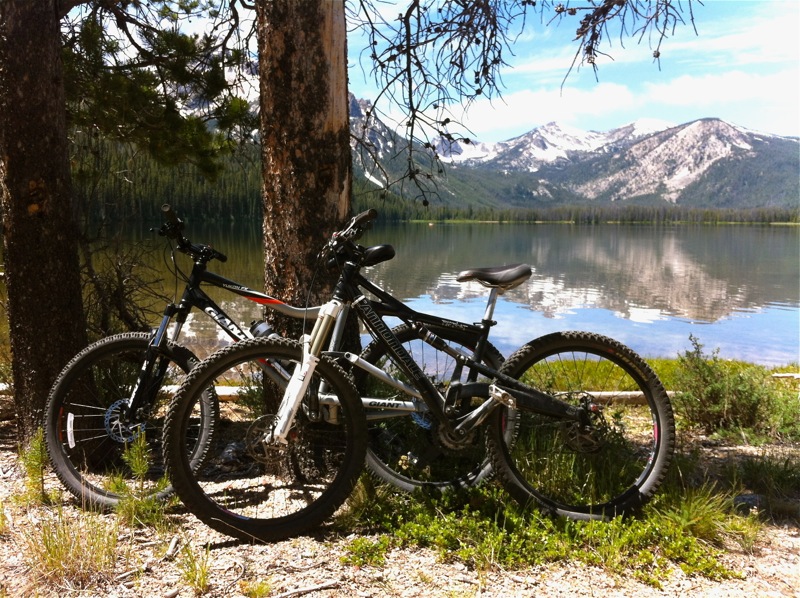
0, 1, 88, 439
256, 0, 352, 333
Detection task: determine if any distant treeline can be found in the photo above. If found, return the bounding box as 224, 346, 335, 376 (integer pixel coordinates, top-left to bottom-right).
71, 138, 799, 225
370, 202, 800, 224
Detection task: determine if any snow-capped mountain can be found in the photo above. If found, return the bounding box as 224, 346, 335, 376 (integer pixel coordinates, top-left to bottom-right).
438, 119, 675, 171
575, 119, 755, 202
349, 96, 799, 208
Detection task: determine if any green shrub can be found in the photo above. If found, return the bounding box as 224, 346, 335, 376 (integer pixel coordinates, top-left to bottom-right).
341, 535, 392, 567
671, 336, 799, 439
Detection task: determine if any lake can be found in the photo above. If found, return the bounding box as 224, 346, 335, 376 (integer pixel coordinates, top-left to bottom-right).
139, 220, 799, 367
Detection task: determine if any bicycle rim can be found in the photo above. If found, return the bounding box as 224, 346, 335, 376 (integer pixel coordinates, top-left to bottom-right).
488, 331, 675, 519
164, 337, 366, 543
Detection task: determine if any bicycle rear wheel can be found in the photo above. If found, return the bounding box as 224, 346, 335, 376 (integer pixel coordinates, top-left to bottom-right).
487, 331, 675, 519
44, 332, 218, 511
164, 337, 367, 543
357, 324, 504, 492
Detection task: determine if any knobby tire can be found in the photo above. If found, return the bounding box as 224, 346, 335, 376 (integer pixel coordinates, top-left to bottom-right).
487, 331, 675, 519
44, 332, 218, 511
163, 337, 367, 543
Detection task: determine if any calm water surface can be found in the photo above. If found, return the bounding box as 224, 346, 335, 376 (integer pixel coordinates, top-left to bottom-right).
142, 221, 799, 366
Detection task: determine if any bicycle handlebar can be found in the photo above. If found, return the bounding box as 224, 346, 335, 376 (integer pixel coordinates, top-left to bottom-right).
321, 208, 378, 265
160, 204, 379, 267
334, 209, 378, 241
159, 204, 228, 263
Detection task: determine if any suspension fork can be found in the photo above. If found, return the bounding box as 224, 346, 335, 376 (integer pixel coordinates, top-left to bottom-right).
124, 302, 181, 422
124, 276, 199, 422
267, 299, 344, 444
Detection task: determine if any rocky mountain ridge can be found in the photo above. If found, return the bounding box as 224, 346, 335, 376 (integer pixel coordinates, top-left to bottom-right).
349, 95, 799, 209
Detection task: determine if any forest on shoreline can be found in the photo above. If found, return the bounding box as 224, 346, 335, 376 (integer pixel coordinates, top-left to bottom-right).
71, 140, 798, 227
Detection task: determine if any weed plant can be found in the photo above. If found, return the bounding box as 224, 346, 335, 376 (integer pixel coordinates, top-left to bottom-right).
19, 504, 118, 589
179, 542, 212, 594
113, 433, 172, 529
17, 428, 57, 505
239, 579, 273, 598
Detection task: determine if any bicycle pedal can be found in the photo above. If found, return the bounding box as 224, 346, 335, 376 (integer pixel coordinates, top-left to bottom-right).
489, 385, 516, 408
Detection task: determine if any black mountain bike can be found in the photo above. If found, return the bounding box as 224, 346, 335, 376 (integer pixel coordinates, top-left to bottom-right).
44, 205, 505, 510
43, 205, 324, 510
163, 209, 675, 543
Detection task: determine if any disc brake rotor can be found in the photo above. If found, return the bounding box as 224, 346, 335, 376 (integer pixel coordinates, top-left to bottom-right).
104, 399, 144, 443
246, 415, 290, 465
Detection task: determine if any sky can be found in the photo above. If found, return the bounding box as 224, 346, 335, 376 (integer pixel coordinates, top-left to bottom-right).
346, 0, 800, 143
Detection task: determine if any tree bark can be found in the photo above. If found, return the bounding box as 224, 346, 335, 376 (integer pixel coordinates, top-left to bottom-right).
0, 1, 88, 439
256, 0, 352, 332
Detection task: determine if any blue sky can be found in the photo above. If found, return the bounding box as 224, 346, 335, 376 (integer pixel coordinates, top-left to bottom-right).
347, 1, 800, 142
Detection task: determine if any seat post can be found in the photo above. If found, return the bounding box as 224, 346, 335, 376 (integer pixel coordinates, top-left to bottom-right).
481, 287, 500, 324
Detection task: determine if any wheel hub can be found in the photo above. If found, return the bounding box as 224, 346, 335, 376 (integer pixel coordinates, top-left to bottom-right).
246, 415, 290, 465
104, 399, 142, 443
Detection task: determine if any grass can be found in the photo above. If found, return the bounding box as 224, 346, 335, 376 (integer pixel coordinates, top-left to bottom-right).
18, 504, 119, 590
178, 542, 213, 594
337, 469, 771, 588
6, 425, 182, 592
735, 450, 800, 499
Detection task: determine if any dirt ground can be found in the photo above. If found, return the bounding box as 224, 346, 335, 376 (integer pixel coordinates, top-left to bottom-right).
1, 406, 799, 598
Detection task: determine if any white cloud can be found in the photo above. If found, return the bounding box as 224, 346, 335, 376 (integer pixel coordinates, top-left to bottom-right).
456, 66, 799, 141
643, 70, 796, 107
682, 1, 800, 67
453, 83, 638, 140
348, 1, 800, 140
640, 69, 799, 135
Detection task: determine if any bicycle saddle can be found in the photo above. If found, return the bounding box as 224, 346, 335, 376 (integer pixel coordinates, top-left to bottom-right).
456, 263, 532, 291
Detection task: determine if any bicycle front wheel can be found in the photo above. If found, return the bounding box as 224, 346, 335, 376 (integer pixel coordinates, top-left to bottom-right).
164, 337, 367, 543
487, 331, 675, 519
357, 324, 504, 492
44, 332, 218, 511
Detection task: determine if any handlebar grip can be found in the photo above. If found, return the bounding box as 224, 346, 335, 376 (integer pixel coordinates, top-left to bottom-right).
161, 203, 180, 224
351, 209, 378, 229
215, 250, 228, 263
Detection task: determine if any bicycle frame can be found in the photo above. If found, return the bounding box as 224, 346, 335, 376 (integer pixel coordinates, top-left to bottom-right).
269, 254, 586, 446
125, 244, 325, 422
327, 271, 496, 420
